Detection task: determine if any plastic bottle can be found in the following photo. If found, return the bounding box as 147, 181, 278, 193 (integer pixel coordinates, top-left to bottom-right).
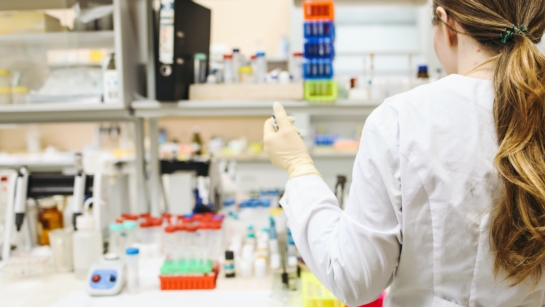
108, 222, 124, 256
246, 225, 256, 248
240, 244, 254, 277
126, 247, 140, 294
286, 255, 298, 291
223, 54, 235, 83
224, 250, 236, 278
255, 52, 267, 83
232, 48, 241, 83
73, 214, 103, 279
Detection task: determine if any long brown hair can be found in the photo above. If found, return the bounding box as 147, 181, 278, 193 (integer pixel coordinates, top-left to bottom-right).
432, 0, 545, 286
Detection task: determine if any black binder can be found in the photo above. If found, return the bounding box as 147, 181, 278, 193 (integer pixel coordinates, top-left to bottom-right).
154, 0, 211, 101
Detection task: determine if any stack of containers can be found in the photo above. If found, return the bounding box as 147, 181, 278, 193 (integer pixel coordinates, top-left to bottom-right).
159, 213, 224, 290
302, 0, 338, 102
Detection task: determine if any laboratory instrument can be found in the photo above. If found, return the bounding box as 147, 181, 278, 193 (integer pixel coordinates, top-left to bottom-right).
86, 254, 126, 296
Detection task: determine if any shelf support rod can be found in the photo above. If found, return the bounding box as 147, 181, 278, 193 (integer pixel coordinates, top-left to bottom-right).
148, 118, 163, 216
133, 118, 149, 213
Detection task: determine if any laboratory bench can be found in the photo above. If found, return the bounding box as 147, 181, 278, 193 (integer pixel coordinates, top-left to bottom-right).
0, 258, 300, 307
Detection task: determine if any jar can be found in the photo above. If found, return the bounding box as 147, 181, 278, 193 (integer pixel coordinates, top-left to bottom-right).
11, 86, 28, 104
0, 87, 10, 104
238, 66, 253, 83
37, 198, 64, 245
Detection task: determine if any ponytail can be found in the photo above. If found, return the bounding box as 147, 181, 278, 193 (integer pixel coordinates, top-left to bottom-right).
432, 0, 545, 286
491, 36, 545, 285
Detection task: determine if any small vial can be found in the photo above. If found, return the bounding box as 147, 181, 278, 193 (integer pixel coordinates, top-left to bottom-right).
126, 247, 140, 294
291, 52, 303, 82
255, 52, 267, 83
194, 53, 207, 84
232, 48, 241, 83
223, 54, 234, 83
224, 250, 235, 278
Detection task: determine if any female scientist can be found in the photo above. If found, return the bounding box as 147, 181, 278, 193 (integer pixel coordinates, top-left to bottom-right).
263, 0, 545, 306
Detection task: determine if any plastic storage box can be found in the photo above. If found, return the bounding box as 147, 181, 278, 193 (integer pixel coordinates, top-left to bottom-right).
303, 1, 335, 20
159, 263, 219, 290
304, 80, 338, 102
304, 38, 335, 59
303, 60, 334, 79
304, 21, 335, 39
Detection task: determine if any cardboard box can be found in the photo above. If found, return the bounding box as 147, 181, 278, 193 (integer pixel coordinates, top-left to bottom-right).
189, 83, 304, 100
0, 11, 64, 34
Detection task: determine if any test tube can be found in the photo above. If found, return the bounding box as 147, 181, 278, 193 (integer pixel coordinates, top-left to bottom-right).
123, 220, 138, 248
126, 247, 140, 294
176, 224, 187, 264
140, 221, 152, 244
163, 226, 177, 262
108, 222, 124, 256
210, 218, 223, 260
150, 218, 163, 247
197, 221, 209, 269
185, 224, 198, 270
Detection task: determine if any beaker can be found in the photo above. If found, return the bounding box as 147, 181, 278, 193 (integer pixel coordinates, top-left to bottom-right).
48, 229, 74, 272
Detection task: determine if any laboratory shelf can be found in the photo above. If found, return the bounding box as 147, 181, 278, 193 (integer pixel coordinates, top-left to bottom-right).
132, 99, 381, 118
0, 31, 115, 49
214, 150, 357, 163
0, 0, 78, 11
0, 102, 132, 124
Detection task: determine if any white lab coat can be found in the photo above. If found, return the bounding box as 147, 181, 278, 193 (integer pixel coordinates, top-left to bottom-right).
280, 75, 545, 307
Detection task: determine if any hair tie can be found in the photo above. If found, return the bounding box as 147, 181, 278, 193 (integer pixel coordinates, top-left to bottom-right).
501, 24, 531, 44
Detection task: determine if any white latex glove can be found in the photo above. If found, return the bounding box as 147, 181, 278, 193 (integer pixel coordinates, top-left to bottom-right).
263, 102, 321, 178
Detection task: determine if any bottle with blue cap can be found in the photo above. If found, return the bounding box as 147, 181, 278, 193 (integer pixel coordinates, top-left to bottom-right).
255, 52, 267, 83
126, 247, 139, 294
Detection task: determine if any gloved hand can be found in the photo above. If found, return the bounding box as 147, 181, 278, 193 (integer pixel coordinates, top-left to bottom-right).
263, 102, 321, 178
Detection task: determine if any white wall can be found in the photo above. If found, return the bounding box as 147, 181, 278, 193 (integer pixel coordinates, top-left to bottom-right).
195, 0, 292, 57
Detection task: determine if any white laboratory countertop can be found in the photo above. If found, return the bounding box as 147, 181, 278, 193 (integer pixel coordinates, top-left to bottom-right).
0, 258, 297, 307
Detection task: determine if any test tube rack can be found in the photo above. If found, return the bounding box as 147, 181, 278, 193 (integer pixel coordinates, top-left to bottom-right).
159, 263, 219, 290
302, 0, 337, 102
